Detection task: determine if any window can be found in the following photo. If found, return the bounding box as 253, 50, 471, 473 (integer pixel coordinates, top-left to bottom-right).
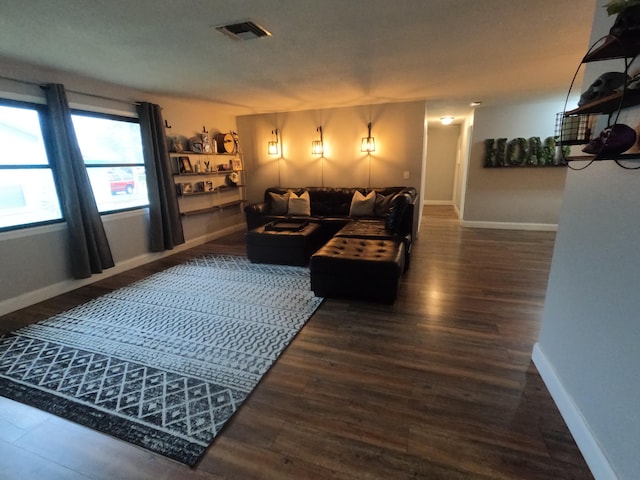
0, 102, 62, 230
71, 112, 148, 213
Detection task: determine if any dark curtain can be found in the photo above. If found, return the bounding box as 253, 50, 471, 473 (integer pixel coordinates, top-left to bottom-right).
137, 102, 184, 251
41, 83, 115, 279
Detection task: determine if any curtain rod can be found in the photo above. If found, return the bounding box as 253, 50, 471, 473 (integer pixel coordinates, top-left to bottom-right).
0, 74, 141, 106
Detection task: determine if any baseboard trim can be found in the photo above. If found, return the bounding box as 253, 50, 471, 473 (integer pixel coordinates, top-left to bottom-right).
461, 220, 558, 231
0, 223, 246, 317
532, 343, 617, 480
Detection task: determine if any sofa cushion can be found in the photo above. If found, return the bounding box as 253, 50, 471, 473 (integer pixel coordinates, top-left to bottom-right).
349, 190, 376, 216
288, 190, 311, 216
268, 191, 290, 215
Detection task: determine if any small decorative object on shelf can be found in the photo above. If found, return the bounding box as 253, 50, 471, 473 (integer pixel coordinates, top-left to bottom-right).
215, 132, 236, 153
169, 135, 187, 152
201, 126, 212, 153
606, 1, 640, 44
578, 72, 629, 106
189, 136, 203, 153
582, 124, 637, 155
177, 156, 192, 174
226, 172, 239, 186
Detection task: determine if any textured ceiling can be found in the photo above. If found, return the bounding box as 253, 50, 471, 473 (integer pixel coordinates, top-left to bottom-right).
0, 0, 596, 120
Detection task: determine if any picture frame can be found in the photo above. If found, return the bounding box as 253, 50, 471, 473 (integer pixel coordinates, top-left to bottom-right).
204, 180, 215, 192
232, 158, 243, 171
181, 182, 193, 194
178, 156, 193, 174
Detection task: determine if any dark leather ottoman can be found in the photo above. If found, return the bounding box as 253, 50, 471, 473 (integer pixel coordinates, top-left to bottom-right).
334, 219, 412, 270
310, 236, 405, 303
246, 221, 324, 266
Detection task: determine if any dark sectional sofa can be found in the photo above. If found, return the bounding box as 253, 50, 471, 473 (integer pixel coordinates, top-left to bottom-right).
244, 186, 418, 303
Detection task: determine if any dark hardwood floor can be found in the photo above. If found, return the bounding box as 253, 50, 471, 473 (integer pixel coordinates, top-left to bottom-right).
0, 206, 593, 479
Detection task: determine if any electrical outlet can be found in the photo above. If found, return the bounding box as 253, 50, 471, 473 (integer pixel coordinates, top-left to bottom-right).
403, 170, 410, 180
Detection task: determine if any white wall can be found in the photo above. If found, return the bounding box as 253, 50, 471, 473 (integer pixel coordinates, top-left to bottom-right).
454, 115, 474, 217
463, 99, 570, 227
534, 2, 640, 479
425, 124, 460, 203
237, 101, 426, 204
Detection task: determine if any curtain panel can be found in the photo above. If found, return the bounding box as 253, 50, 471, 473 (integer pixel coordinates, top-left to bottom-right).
41, 83, 115, 279
137, 102, 184, 251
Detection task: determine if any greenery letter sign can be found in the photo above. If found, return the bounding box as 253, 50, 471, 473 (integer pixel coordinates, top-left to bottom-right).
484, 136, 568, 167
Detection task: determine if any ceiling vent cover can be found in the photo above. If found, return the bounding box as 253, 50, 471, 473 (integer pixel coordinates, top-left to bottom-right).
216, 20, 271, 40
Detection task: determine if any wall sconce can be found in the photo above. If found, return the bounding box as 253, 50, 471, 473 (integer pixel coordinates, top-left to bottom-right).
312, 126, 324, 155
440, 116, 454, 125
361, 122, 376, 153
268, 129, 279, 155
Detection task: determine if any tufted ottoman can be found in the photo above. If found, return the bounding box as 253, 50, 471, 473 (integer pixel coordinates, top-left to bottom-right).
310, 236, 405, 303
246, 221, 324, 266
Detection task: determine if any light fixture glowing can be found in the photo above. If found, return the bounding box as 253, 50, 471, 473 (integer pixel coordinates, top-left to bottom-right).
470, 101, 483, 107
361, 122, 376, 152
440, 116, 454, 125
312, 126, 324, 155
268, 128, 279, 155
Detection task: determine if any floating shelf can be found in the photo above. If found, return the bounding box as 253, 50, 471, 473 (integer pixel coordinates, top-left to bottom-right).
180, 200, 245, 216
169, 151, 238, 156
565, 89, 640, 116
566, 152, 640, 162
582, 35, 640, 63
173, 170, 242, 177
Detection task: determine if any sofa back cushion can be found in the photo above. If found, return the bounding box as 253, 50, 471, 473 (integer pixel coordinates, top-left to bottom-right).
263, 186, 417, 218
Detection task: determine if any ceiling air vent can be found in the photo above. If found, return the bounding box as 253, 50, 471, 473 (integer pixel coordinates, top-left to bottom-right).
216, 20, 271, 41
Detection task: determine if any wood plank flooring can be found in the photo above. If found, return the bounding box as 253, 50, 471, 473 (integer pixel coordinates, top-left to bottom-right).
0, 206, 594, 479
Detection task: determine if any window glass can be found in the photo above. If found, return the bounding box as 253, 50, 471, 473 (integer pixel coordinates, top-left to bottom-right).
0, 104, 62, 229
71, 113, 148, 212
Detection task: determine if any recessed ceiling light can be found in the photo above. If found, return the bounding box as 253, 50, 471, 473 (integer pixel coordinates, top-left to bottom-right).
470, 101, 482, 107
440, 116, 454, 125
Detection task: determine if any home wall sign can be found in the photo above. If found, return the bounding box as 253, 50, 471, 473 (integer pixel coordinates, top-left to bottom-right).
484, 136, 569, 167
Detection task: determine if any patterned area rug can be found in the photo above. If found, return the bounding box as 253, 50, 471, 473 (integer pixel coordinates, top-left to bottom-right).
0, 255, 323, 465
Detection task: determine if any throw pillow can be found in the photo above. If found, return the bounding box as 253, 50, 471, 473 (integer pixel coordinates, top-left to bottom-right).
288, 190, 311, 216
349, 190, 376, 217
374, 193, 394, 216
268, 191, 290, 215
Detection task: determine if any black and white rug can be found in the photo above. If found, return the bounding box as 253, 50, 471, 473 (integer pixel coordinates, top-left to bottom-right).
0, 255, 323, 465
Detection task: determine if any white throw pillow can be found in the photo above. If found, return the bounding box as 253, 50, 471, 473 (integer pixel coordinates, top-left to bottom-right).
288, 190, 311, 216
349, 190, 376, 216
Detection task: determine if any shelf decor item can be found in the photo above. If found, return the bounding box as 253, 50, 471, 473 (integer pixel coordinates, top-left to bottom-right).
226, 172, 239, 186
578, 72, 629, 106
189, 136, 203, 153
215, 132, 236, 153
606, 1, 640, 44
177, 156, 192, 174
582, 123, 637, 155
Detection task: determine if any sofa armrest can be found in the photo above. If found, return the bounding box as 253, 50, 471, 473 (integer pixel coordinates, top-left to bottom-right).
244, 202, 268, 215
385, 192, 412, 233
